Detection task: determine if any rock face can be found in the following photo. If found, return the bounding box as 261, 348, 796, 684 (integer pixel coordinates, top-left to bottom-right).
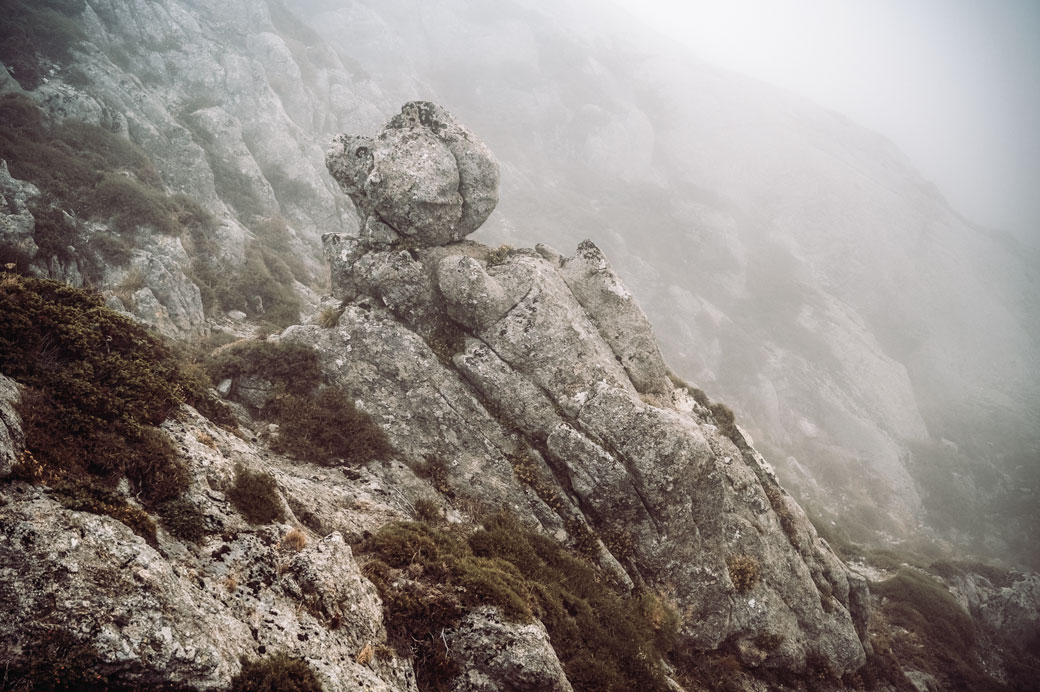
326, 101, 500, 246
0, 401, 419, 692
444, 608, 574, 692
318, 103, 869, 677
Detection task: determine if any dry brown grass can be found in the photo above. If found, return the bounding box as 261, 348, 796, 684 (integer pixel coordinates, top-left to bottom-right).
280, 528, 308, 553
355, 643, 374, 666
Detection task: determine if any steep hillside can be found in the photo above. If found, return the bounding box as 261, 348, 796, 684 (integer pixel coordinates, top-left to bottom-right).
2, 100, 1038, 689
0, 0, 1035, 607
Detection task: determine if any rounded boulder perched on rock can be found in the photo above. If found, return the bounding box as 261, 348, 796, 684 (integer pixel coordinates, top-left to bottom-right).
327, 102, 500, 246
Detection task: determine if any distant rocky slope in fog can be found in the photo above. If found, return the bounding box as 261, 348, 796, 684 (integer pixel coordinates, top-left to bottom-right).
297, 0, 1040, 562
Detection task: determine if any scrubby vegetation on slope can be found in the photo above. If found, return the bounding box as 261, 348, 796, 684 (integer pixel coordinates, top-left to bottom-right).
206, 338, 393, 467
361, 513, 679, 692
0, 0, 85, 90
229, 653, 324, 692
0, 274, 229, 540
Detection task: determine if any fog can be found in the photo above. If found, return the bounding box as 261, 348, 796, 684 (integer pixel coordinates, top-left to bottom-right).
608, 0, 1040, 246
282, 0, 1039, 562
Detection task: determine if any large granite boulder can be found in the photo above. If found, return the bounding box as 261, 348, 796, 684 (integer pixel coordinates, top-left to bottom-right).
326, 101, 500, 246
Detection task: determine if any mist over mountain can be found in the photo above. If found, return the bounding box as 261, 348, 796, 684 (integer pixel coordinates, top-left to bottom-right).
1, 0, 1038, 689
290, 0, 1040, 561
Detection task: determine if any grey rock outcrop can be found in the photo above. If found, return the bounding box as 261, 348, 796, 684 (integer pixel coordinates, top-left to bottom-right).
0, 162, 40, 261
0, 374, 22, 479
0, 399, 419, 692
311, 102, 870, 678
327, 101, 500, 246
444, 608, 574, 692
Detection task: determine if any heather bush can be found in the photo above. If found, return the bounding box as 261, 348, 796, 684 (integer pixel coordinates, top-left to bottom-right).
268, 388, 393, 467
205, 340, 322, 396
363, 514, 679, 692
228, 464, 285, 525
0, 276, 228, 530
229, 653, 323, 692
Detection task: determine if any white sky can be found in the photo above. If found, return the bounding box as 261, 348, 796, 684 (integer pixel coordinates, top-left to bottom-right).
608, 0, 1040, 245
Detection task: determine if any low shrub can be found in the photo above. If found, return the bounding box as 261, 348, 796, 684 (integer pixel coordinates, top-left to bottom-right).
710, 402, 739, 441
228, 464, 285, 525
364, 514, 679, 692
230, 653, 324, 692
0, 276, 219, 502
157, 497, 208, 544
727, 555, 760, 593
267, 388, 393, 467
205, 340, 322, 396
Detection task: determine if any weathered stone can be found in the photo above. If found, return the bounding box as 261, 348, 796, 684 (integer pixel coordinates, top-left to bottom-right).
473, 253, 636, 417
326, 101, 499, 246
558, 240, 672, 395
0, 374, 22, 478
444, 607, 574, 692
384, 102, 500, 238
0, 162, 39, 260
453, 338, 562, 441
437, 256, 515, 331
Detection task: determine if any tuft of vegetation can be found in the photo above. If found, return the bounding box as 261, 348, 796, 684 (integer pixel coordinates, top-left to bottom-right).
0, 0, 85, 90
279, 528, 308, 553
205, 340, 323, 397
362, 514, 679, 692
710, 402, 739, 441
483, 244, 514, 267
726, 555, 760, 593
227, 464, 285, 525
318, 307, 343, 328
156, 497, 208, 544
229, 653, 324, 692
267, 388, 393, 467
0, 276, 226, 518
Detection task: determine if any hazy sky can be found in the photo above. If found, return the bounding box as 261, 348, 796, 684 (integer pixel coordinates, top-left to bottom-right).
609, 0, 1040, 245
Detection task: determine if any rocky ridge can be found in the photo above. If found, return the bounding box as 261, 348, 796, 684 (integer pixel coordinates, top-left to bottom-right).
313, 102, 870, 673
